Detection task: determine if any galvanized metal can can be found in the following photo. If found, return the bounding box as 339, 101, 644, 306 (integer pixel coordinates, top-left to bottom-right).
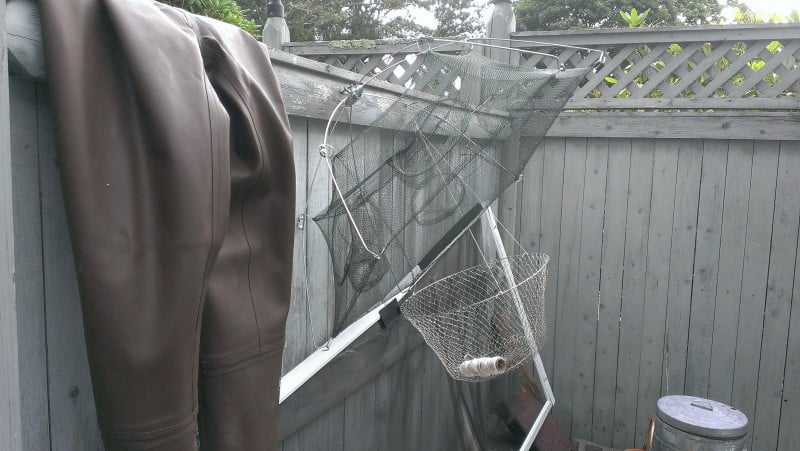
652, 395, 749, 451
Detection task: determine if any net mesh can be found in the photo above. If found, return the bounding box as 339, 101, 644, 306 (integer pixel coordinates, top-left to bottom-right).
401, 253, 548, 381
313, 50, 589, 336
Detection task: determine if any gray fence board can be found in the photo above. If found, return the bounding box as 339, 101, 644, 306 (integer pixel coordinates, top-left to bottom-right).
685, 141, 728, 398
283, 117, 309, 374
591, 138, 630, 445
343, 379, 377, 451
779, 177, 800, 448
634, 139, 678, 434
571, 138, 607, 440
553, 138, 587, 435
751, 142, 800, 451
9, 78, 50, 451
708, 140, 753, 404
612, 139, 654, 449
37, 90, 103, 451
1, 2, 24, 448
731, 141, 779, 450
663, 140, 703, 396
539, 138, 567, 379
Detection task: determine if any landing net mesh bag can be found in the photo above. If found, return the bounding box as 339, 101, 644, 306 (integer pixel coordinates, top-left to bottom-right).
313, 50, 589, 337
401, 253, 549, 381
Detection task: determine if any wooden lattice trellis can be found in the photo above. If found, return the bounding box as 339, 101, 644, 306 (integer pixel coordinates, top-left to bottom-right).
282, 24, 800, 110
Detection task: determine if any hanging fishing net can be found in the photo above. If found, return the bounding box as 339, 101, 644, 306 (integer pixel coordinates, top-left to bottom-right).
313, 49, 589, 342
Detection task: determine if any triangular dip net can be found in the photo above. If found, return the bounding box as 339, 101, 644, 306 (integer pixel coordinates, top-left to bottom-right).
314, 50, 589, 357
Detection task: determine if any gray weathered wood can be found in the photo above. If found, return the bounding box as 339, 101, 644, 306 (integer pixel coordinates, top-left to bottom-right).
1, 1, 24, 448
278, 319, 424, 440
9, 78, 50, 451
685, 141, 727, 398
538, 138, 566, 379
778, 155, 800, 447
571, 138, 607, 441
297, 405, 344, 451
386, 347, 424, 451
282, 117, 310, 375
707, 140, 752, 403
552, 138, 587, 436
730, 141, 779, 450
612, 139, 654, 450
751, 142, 800, 451
342, 379, 376, 451
305, 120, 334, 356
37, 90, 104, 451
634, 139, 678, 436
263, 16, 290, 50
663, 140, 703, 396
6, 0, 46, 80
591, 138, 630, 445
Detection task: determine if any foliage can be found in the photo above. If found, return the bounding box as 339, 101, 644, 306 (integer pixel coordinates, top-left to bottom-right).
159, 0, 260, 36
235, 0, 484, 41
619, 8, 650, 27
424, 0, 485, 37
515, 0, 723, 30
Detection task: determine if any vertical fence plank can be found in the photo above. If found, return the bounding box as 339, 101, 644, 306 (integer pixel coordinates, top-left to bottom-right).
591, 138, 630, 445
298, 405, 345, 451
708, 140, 753, 403
634, 139, 679, 433
420, 347, 455, 451
571, 138, 608, 441
306, 120, 334, 353
778, 149, 800, 449
752, 141, 800, 451
343, 380, 376, 451
685, 141, 728, 398
282, 117, 310, 374
731, 141, 779, 449
612, 139, 654, 450
9, 79, 50, 450
38, 89, 104, 451
663, 140, 703, 396
0, 1, 24, 446
390, 347, 424, 451
293, 119, 343, 449
372, 361, 395, 449
538, 138, 566, 379
519, 143, 545, 253
553, 138, 587, 436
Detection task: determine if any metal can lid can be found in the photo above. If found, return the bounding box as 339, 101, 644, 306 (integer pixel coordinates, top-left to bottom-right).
656, 396, 748, 439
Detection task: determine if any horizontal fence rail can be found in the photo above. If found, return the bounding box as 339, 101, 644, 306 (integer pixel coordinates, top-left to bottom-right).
282, 24, 800, 111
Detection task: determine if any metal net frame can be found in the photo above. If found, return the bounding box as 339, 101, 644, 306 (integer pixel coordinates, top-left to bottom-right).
313, 49, 590, 338
401, 252, 549, 381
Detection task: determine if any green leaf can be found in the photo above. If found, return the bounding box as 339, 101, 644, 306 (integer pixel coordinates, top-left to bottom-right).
766, 41, 782, 53
748, 59, 765, 71
605, 76, 618, 84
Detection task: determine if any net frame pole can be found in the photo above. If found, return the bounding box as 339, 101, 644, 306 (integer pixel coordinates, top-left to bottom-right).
484, 208, 555, 451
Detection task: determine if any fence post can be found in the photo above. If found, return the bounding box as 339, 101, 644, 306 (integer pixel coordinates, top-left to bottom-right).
0, 1, 24, 450
484, 0, 520, 258
485, 0, 518, 65
263, 0, 290, 49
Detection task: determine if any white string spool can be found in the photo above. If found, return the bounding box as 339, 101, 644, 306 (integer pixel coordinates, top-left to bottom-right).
458, 356, 507, 379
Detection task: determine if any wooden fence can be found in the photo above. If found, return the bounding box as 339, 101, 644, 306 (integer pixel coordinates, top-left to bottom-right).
3, 4, 800, 451
282, 21, 800, 451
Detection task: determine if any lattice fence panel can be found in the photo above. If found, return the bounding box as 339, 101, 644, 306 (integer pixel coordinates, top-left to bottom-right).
284, 28, 800, 109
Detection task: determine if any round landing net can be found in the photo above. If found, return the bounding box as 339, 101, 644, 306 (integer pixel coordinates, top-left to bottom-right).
400, 252, 549, 382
